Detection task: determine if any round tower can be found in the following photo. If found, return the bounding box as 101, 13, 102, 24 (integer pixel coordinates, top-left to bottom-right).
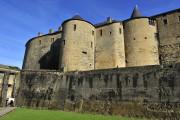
60, 15, 95, 72
124, 6, 159, 67
23, 32, 61, 70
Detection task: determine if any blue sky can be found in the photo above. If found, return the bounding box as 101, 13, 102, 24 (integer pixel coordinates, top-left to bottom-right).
0, 0, 179, 68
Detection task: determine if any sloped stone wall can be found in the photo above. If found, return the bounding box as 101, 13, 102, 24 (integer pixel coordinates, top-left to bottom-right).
17, 63, 180, 118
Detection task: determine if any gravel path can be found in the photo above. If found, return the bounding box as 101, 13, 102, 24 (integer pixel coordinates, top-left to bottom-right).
0, 107, 16, 117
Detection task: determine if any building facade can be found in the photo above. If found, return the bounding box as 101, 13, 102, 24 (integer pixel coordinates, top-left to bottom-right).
22, 7, 180, 72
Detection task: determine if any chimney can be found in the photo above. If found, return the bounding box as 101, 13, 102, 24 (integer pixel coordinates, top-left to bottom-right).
38, 32, 43, 36
58, 26, 62, 31
49, 29, 54, 34
107, 17, 112, 23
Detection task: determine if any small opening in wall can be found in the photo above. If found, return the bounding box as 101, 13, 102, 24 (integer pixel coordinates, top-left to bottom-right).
8, 84, 12, 87
110, 31, 112, 35
92, 30, 94, 35
91, 42, 93, 48
144, 37, 147, 39
100, 29, 102, 36
51, 38, 54, 42
163, 19, 168, 25
63, 40, 65, 45
178, 16, 180, 22
133, 38, 136, 40
74, 24, 76, 31
119, 28, 122, 34
39, 40, 41, 45
82, 51, 87, 54
90, 64, 92, 66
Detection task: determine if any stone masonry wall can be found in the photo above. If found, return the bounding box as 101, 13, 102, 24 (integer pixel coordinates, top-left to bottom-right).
17, 63, 180, 118
155, 11, 180, 65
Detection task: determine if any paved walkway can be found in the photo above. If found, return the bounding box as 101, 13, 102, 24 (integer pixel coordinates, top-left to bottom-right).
0, 107, 16, 117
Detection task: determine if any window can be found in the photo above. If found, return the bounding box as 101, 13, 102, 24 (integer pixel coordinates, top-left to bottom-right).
179, 16, 180, 22
144, 37, 147, 39
155, 33, 159, 40
163, 19, 168, 25
74, 24, 76, 31
110, 31, 112, 35
92, 30, 94, 35
100, 29, 102, 36
133, 38, 136, 40
91, 42, 93, 48
82, 51, 87, 54
119, 28, 122, 34
63, 40, 65, 45
51, 38, 54, 42
39, 40, 41, 45
8, 84, 12, 87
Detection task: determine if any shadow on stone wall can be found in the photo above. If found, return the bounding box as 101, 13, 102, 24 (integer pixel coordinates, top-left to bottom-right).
17, 63, 180, 119
39, 39, 61, 70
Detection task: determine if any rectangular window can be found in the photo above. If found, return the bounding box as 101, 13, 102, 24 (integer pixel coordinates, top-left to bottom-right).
92, 30, 94, 35
51, 38, 54, 42
163, 19, 168, 25
39, 40, 41, 45
109, 31, 112, 35
100, 29, 102, 36
179, 16, 180, 22
82, 51, 87, 54
63, 40, 65, 45
119, 28, 122, 34
74, 24, 76, 31
91, 42, 93, 48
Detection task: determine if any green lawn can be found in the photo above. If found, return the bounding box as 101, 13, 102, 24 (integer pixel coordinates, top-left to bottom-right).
0, 108, 144, 120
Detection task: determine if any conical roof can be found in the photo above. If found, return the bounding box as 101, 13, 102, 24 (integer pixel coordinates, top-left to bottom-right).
71, 15, 84, 20
131, 5, 142, 18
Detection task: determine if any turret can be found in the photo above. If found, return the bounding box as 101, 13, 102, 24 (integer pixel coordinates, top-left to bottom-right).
124, 6, 160, 67
60, 15, 95, 72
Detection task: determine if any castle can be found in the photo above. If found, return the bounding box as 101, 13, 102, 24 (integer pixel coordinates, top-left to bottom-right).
15, 6, 180, 118
23, 6, 180, 72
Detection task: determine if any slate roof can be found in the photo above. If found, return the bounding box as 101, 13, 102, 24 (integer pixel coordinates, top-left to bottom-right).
131, 5, 142, 18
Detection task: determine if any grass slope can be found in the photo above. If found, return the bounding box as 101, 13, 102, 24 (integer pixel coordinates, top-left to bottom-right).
0, 108, 143, 120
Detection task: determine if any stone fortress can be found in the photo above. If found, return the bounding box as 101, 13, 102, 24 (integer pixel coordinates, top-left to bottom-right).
17, 6, 180, 118
23, 6, 180, 72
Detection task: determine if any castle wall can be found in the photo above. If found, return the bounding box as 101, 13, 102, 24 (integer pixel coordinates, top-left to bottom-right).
61, 20, 95, 72
124, 18, 160, 67
154, 11, 180, 64
0, 73, 4, 98
23, 32, 62, 70
17, 63, 180, 112
95, 23, 125, 69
